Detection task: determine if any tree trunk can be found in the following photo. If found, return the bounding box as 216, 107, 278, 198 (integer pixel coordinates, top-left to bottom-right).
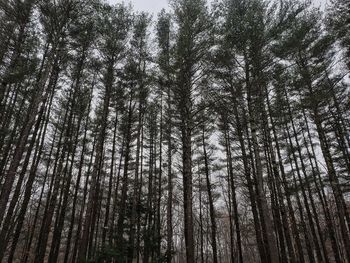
115, 94, 134, 258
201, 128, 218, 263
78, 59, 114, 262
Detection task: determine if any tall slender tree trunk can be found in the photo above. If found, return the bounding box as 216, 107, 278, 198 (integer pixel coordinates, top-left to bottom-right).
63, 84, 93, 263
299, 58, 350, 260
78, 59, 114, 262
245, 57, 279, 262
128, 100, 144, 262
71, 135, 96, 263
0, 42, 58, 224
229, 96, 267, 263
0, 85, 54, 261
34, 88, 75, 263
224, 124, 243, 263
202, 128, 218, 263
102, 111, 118, 248
182, 113, 195, 263
115, 94, 134, 258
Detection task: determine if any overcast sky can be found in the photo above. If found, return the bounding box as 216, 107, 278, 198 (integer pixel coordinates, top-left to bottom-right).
107, 0, 169, 14
107, 0, 328, 15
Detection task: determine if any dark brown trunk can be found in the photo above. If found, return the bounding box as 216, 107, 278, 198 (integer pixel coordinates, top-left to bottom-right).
101, 112, 118, 248
313, 110, 350, 261
230, 97, 267, 263
0, 43, 56, 224
34, 88, 74, 263
143, 119, 156, 263
156, 92, 163, 261
136, 126, 145, 263
115, 94, 134, 258
284, 95, 329, 263
166, 86, 173, 263
301, 108, 342, 262
110, 134, 125, 244
6, 88, 54, 262
182, 117, 195, 263
284, 133, 316, 263
202, 128, 218, 263
127, 101, 144, 262
224, 125, 243, 263
63, 85, 93, 263
78, 59, 113, 262
246, 83, 279, 263
0, 88, 51, 261
265, 87, 302, 263
71, 135, 96, 263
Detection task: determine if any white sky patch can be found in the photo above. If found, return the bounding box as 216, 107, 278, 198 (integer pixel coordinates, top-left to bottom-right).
107, 0, 170, 14
107, 0, 328, 14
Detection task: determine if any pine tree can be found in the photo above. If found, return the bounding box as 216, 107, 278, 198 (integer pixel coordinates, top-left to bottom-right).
327, 0, 350, 69
0, 0, 349, 262
78, 3, 131, 261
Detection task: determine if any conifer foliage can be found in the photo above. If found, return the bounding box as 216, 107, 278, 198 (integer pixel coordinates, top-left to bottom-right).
0, 0, 349, 262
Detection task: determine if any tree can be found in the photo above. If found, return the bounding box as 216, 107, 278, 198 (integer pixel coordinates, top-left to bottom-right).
0, 0, 349, 262
156, 9, 174, 263
172, 0, 211, 261
78, 3, 131, 261
327, 0, 350, 69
